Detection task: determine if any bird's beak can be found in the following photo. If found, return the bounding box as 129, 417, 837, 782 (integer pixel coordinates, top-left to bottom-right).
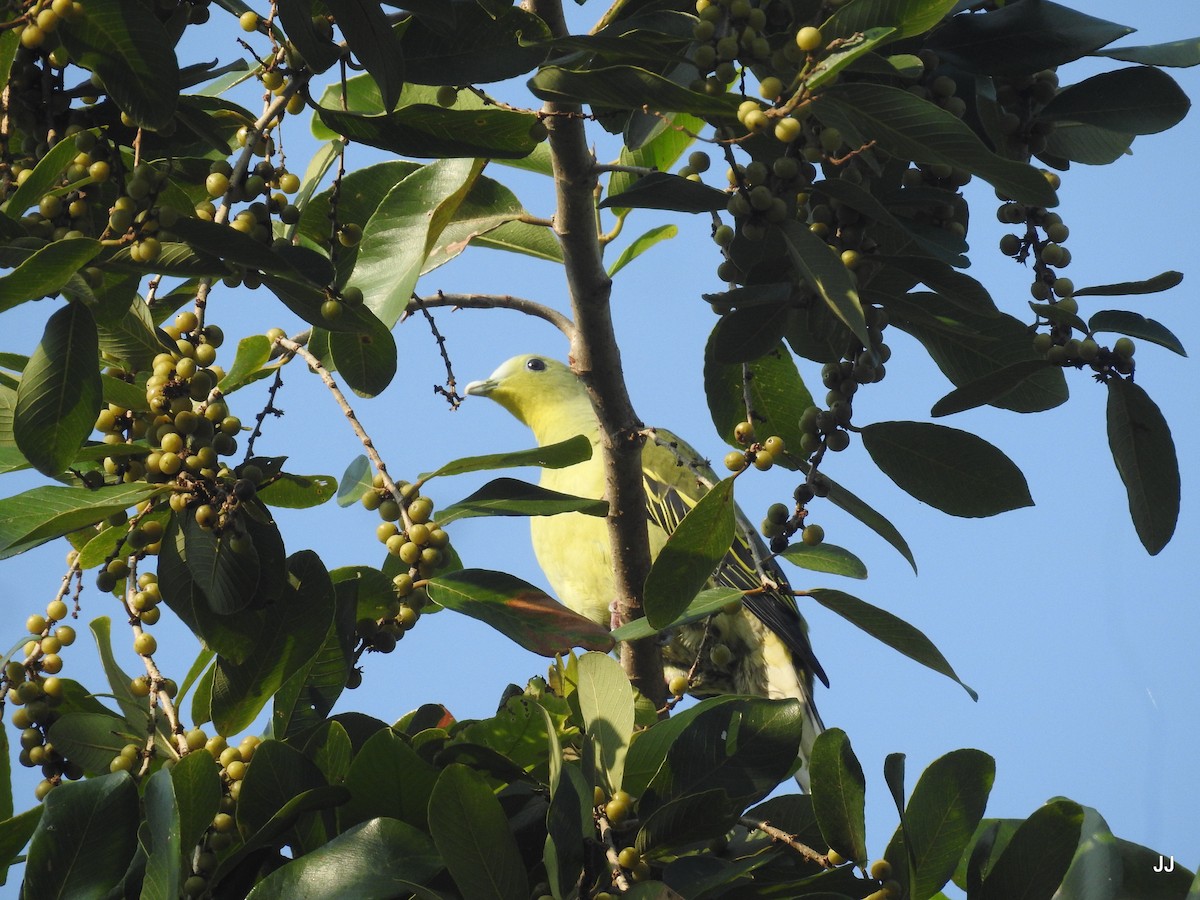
464, 378, 496, 397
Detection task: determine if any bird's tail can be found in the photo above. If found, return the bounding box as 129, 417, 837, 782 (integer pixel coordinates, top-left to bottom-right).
761, 631, 824, 792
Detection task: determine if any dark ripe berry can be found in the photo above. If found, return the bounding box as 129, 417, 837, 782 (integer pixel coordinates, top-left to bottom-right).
769, 534, 788, 554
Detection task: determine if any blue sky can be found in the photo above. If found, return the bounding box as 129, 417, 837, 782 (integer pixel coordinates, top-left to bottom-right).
1, 1, 1198, 894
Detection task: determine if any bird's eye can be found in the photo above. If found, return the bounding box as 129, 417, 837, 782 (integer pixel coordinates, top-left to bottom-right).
526, 358, 546, 372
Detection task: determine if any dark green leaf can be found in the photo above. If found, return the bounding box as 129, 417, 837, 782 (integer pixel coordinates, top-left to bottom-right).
1041, 121, 1134, 165
317, 103, 543, 161
545, 763, 591, 900
636, 789, 737, 855
808, 27, 901, 91
1106, 379, 1179, 555
428, 569, 612, 656
275, 0, 341, 72
814, 83, 1057, 206
861, 421, 1033, 517
1055, 806, 1121, 900
607, 111, 705, 202
437, 477, 608, 525
782, 220, 870, 349
421, 175, 543, 274
421, 434, 593, 479
429, 764, 530, 900
328, 313, 398, 398
327, 0, 405, 110
930, 360, 1058, 417
0, 806, 42, 886
1093, 37, 1200, 67
928, 1, 1133, 76
141, 769, 182, 900
1115, 836, 1195, 898
710, 305, 792, 364
170, 749, 222, 857
1074, 270, 1183, 297
244, 818, 444, 899
1088, 311, 1186, 356
600, 172, 728, 214
885, 750, 995, 900
779, 543, 868, 580
46, 711, 133, 775
399, 3, 550, 84
824, 470, 917, 574
340, 728, 438, 832
236, 740, 329, 841
180, 511, 260, 615
0, 482, 163, 560
980, 799, 1084, 900
808, 589, 977, 699
810, 728, 868, 864
24, 773, 139, 899
643, 476, 736, 629
883, 753, 906, 820
211, 552, 336, 734
57, 0, 179, 129
821, 0, 957, 45
0, 239, 102, 312
704, 338, 814, 470
1041, 67, 1190, 135
89, 617, 158, 736
14, 303, 102, 477
1, 132, 90, 219
530, 65, 742, 119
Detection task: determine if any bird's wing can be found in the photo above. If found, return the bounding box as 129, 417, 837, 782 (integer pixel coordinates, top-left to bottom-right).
641, 432, 829, 689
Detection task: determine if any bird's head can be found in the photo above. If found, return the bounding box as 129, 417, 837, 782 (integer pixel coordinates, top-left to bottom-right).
465, 355, 591, 441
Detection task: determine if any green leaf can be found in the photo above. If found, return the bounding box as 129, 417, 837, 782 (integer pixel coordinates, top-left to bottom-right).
421, 434, 593, 479
245, 818, 444, 899
1074, 270, 1183, 297
883, 753, 906, 820
930, 360, 1059, 417
24, 773, 139, 899
339, 727, 438, 832
709, 305, 792, 364
821, 0, 957, 45
437, 477, 608, 525
256, 472, 338, 509
421, 175, 543, 274
861, 421, 1033, 517
704, 338, 814, 469
170, 748, 222, 858
600, 173, 727, 214
1, 133, 86, 219
607, 111, 705, 203
885, 750, 995, 900
0, 482, 163, 560
980, 800, 1084, 900
398, 3, 550, 84
179, 512, 260, 615
57, 0, 179, 130
1093, 37, 1200, 68
211, 552, 336, 734
328, 313, 398, 398
608, 224, 679, 276
808, 589, 977, 699
1055, 806, 1121, 900
577, 651, 635, 796
0, 239, 102, 312
928, 1, 1133, 76
643, 476, 736, 629
529, 65, 742, 119
810, 728, 868, 864
275, 0, 342, 73
89, 617, 156, 734
350, 157, 485, 328
808, 27, 900, 91
327, 0, 405, 110
1087, 311, 1186, 356
429, 764, 530, 900
14, 303, 102, 477
610, 587, 743, 643
636, 789, 737, 856
1105, 379, 1179, 555
141, 769, 182, 900
1041, 121, 1134, 165
1041, 67, 1190, 135
337, 455, 373, 507
0, 806, 42, 886
218, 335, 274, 394
236, 740, 330, 842
780, 543, 868, 580
814, 83, 1057, 206
427, 569, 613, 656
46, 710, 132, 775
782, 220, 870, 349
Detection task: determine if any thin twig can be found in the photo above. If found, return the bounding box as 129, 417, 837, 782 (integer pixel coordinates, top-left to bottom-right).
408, 295, 462, 409
595, 811, 632, 893
739, 816, 830, 865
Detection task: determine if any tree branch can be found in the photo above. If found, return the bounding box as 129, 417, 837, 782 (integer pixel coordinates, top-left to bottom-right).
411, 291, 575, 338
529, 0, 666, 707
